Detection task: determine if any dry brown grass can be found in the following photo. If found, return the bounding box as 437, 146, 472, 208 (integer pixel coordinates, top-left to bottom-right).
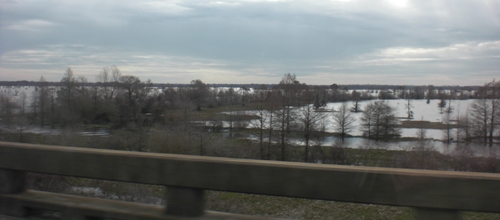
399, 120, 455, 129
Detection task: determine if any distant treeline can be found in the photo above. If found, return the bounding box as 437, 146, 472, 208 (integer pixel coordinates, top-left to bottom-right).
0, 81, 480, 91
0, 80, 275, 88
1, 70, 499, 157
341, 84, 481, 91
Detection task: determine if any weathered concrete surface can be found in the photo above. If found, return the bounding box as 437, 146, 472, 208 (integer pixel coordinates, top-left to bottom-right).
1, 141, 500, 214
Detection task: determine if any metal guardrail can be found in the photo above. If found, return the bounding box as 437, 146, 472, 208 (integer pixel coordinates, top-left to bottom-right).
1, 141, 499, 219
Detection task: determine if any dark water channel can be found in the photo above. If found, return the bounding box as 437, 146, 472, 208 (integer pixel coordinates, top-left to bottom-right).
248, 135, 500, 158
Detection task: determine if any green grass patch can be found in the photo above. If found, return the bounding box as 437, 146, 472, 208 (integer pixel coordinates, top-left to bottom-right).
207, 191, 500, 219
207, 191, 413, 220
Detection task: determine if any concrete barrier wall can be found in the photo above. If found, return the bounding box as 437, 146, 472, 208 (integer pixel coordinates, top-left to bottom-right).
1, 141, 500, 218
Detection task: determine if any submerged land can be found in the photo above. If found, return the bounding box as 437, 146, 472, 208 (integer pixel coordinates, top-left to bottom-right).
1, 73, 500, 219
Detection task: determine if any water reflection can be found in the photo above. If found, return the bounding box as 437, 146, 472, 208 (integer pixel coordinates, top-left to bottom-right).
1, 126, 110, 137
255, 135, 500, 158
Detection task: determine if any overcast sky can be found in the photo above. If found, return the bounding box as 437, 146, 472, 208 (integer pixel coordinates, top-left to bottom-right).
1, 0, 499, 85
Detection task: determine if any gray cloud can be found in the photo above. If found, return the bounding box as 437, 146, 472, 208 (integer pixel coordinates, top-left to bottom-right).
1, 0, 499, 85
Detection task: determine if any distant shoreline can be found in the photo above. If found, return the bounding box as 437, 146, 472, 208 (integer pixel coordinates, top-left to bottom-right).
0, 81, 481, 90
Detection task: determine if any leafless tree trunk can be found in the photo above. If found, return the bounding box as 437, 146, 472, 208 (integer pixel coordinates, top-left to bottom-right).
38, 76, 49, 127
333, 103, 356, 143
471, 80, 500, 146
443, 103, 452, 145
361, 101, 399, 141
248, 89, 269, 159
471, 99, 490, 144
298, 104, 325, 162
17, 91, 28, 142
459, 107, 472, 142
275, 73, 302, 161
61, 68, 76, 109
0, 93, 17, 132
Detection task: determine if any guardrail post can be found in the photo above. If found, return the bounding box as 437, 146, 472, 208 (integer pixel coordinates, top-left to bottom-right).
165, 186, 205, 216
0, 168, 27, 217
415, 208, 459, 220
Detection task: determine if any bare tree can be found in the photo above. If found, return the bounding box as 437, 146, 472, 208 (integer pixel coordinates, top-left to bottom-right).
442, 102, 453, 145
350, 90, 361, 113
275, 73, 301, 161
34, 76, 50, 127
298, 104, 325, 162
458, 107, 472, 143
426, 84, 435, 101
97, 66, 121, 102
333, 103, 356, 143
0, 93, 17, 132
484, 80, 500, 146
59, 68, 77, 109
361, 101, 400, 140
17, 91, 29, 142
396, 86, 407, 99
73, 75, 93, 123
405, 99, 414, 119
227, 110, 236, 138
189, 79, 209, 111
455, 102, 462, 143
248, 87, 271, 159
413, 125, 435, 169
275, 102, 292, 161
470, 80, 500, 146
116, 75, 152, 125
266, 90, 280, 160
411, 86, 425, 99
438, 99, 446, 114
111, 66, 122, 100
49, 88, 56, 127
91, 67, 122, 124
471, 98, 490, 144
57, 68, 79, 125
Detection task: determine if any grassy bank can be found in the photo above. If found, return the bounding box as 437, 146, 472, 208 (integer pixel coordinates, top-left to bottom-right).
26, 173, 500, 220
2, 105, 499, 219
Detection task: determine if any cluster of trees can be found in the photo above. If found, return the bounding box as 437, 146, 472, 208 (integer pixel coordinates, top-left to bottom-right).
0, 71, 361, 161
57, 70, 375, 161
378, 84, 475, 100
1, 67, 499, 161
430, 79, 500, 146
239, 74, 401, 162
457, 80, 500, 146
1, 67, 260, 130
1, 74, 483, 131
360, 101, 400, 140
